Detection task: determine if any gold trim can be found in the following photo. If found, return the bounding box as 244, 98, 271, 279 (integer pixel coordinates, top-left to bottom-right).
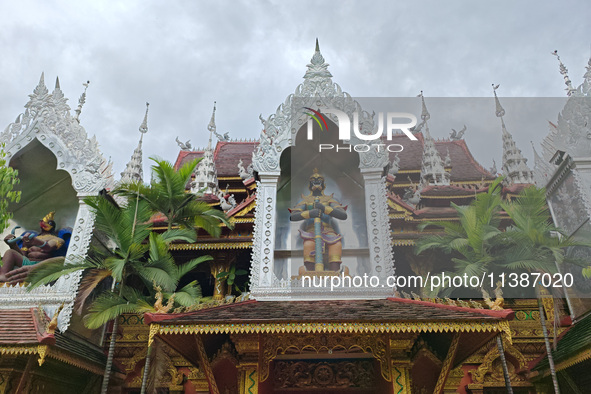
218, 177, 242, 181
229, 218, 255, 224
0, 346, 38, 356
37, 345, 48, 366
148, 323, 158, 347
552, 347, 591, 373
168, 242, 253, 251
392, 240, 415, 246
46, 347, 105, 375
156, 321, 506, 335
232, 200, 257, 217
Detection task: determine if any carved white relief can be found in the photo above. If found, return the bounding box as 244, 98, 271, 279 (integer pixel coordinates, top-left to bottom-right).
0, 75, 111, 331
250, 45, 395, 300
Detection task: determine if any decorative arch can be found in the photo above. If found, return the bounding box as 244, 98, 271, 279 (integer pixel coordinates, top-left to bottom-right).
0, 74, 113, 330
249, 43, 394, 299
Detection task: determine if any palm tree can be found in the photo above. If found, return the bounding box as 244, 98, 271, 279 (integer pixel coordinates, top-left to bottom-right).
497, 185, 591, 394
416, 180, 591, 393
117, 156, 232, 233
415, 177, 504, 296
26, 194, 210, 393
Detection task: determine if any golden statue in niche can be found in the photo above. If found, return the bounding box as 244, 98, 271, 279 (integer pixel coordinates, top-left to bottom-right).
289, 169, 348, 274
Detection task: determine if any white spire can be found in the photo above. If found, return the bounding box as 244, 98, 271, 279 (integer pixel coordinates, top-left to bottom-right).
551, 50, 577, 97
493, 84, 534, 185
581, 55, 591, 95
50, 76, 70, 114
120, 102, 149, 184
191, 102, 219, 195
304, 38, 333, 80
419, 92, 450, 186
74, 81, 90, 123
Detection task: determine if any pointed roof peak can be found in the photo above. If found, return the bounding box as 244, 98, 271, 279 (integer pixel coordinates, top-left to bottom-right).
139, 102, 149, 134
304, 39, 332, 79
492, 85, 533, 185
551, 50, 577, 96
120, 102, 148, 184
55, 76, 60, 90
74, 80, 90, 122
31, 72, 49, 98
492, 83, 505, 118
419, 90, 431, 122
208, 101, 217, 133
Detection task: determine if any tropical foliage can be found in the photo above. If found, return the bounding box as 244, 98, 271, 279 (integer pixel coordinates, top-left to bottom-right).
26, 195, 210, 328
415, 177, 591, 296
0, 143, 21, 234
117, 156, 232, 233
25, 157, 232, 393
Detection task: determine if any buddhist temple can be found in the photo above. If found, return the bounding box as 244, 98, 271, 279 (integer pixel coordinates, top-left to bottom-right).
0, 42, 590, 393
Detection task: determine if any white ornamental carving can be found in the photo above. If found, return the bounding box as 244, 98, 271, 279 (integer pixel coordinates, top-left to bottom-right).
0, 74, 112, 331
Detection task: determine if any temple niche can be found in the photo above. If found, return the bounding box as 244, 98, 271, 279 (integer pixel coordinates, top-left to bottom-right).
249, 42, 395, 300
2, 140, 78, 251
274, 116, 369, 281
0, 74, 112, 331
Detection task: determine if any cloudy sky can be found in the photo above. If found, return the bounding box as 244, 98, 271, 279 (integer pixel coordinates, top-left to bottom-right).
1, 0, 590, 178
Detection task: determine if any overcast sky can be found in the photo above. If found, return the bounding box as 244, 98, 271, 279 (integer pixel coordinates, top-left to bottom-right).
1, 1, 590, 178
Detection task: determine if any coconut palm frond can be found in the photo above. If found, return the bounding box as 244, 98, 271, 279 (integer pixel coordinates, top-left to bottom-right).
173, 281, 203, 306
74, 268, 113, 314
83, 293, 141, 329
159, 228, 197, 244
26, 257, 88, 290
177, 256, 213, 279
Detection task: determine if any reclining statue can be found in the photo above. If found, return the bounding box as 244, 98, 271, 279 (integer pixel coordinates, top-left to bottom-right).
0, 212, 69, 284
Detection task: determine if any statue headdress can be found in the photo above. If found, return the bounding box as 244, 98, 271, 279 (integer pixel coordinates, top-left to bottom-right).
309, 168, 324, 182
42, 211, 55, 224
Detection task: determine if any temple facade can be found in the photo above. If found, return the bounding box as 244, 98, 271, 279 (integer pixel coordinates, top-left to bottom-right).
0, 43, 589, 393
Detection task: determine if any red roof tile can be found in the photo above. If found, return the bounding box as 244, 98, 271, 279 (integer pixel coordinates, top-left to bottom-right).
0, 308, 55, 345
213, 141, 259, 177
145, 298, 513, 325
388, 133, 494, 181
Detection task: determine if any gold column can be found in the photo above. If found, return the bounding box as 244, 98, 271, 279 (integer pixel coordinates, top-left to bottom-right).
434, 333, 461, 394
390, 337, 415, 394
391, 364, 412, 394
195, 335, 220, 394
232, 334, 260, 394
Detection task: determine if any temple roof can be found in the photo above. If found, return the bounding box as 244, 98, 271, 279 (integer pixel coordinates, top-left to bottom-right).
174, 141, 259, 178
0, 308, 54, 345
0, 308, 107, 374
532, 312, 591, 373
174, 135, 491, 183
146, 298, 513, 325
388, 133, 494, 182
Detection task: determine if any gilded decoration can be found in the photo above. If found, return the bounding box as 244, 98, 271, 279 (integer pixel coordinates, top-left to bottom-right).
168, 241, 253, 251
156, 320, 508, 336
260, 333, 390, 382
469, 339, 528, 385
391, 365, 412, 394
433, 333, 460, 394
273, 360, 375, 389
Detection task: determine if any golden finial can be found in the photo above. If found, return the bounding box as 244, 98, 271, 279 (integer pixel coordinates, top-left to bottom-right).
42, 211, 55, 224
47, 303, 65, 334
